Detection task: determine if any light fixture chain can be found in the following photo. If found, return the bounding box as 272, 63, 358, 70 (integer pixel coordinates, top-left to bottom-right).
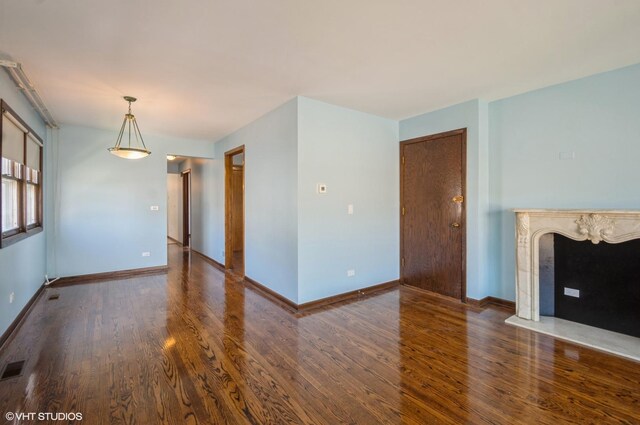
132, 118, 148, 150
132, 118, 141, 146
114, 117, 127, 149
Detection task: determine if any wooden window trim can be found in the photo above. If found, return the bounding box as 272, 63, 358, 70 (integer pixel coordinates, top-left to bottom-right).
0, 99, 44, 249
1, 226, 43, 248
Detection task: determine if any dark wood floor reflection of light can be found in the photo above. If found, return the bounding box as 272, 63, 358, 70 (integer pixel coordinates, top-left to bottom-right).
0, 244, 638, 424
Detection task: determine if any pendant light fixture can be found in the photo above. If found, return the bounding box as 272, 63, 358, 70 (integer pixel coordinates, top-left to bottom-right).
108, 96, 151, 159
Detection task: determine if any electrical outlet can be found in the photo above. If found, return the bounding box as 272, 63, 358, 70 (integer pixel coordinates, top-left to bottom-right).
9, 292, 15, 304
142, 252, 151, 257
347, 269, 355, 277
564, 287, 580, 298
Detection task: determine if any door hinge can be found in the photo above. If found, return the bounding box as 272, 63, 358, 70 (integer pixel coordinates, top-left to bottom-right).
401, 156, 405, 165
401, 257, 405, 267
401, 207, 405, 216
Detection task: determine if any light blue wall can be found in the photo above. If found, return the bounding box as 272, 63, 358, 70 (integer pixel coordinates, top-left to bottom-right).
190, 98, 299, 302
51, 124, 212, 277
399, 100, 490, 299
0, 71, 47, 335
297, 97, 399, 303
181, 157, 221, 259
167, 161, 181, 174
488, 63, 640, 300
178, 156, 216, 260
190, 97, 398, 304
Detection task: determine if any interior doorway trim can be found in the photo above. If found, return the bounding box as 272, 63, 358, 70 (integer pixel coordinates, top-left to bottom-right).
224, 145, 245, 272
400, 128, 467, 301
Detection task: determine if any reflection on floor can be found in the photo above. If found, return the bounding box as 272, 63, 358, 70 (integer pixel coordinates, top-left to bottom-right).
0, 243, 638, 424
167, 237, 181, 246
230, 249, 244, 277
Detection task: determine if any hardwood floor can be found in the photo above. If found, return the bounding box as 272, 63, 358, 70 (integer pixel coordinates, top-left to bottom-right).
0, 244, 638, 424
231, 249, 244, 277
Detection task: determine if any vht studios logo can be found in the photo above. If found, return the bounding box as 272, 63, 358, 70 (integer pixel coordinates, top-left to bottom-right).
5, 411, 83, 421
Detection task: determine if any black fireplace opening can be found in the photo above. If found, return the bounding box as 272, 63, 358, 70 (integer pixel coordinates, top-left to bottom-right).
554, 234, 640, 338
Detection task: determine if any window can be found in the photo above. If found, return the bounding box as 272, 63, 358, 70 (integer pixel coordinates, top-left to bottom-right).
0, 100, 43, 248
1, 176, 19, 231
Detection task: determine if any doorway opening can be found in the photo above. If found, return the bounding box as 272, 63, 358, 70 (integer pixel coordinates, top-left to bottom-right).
400, 129, 467, 301
166, 156, 191, 250
225, 146, 245, 276
181, 169, 191, 247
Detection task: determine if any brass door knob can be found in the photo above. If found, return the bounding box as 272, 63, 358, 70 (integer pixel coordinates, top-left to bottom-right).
451, 222, 461, 228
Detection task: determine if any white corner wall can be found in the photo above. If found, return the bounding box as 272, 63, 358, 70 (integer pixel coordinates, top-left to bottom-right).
297, 97, 399, 303
191, 96, 399, 305
189, 98, 299, 303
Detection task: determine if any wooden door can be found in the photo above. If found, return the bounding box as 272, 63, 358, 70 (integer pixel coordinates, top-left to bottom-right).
225, 145, 245, 270
401, 129, 466, 300
231, 165, 244, 251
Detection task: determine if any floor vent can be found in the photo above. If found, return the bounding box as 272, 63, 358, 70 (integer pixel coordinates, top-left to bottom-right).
48, 294, 60, 300
1, 360, 25, 380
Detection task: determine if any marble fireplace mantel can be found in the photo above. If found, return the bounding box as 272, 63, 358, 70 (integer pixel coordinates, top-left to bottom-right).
507, 209, 640, 361
513, 209, 640, 321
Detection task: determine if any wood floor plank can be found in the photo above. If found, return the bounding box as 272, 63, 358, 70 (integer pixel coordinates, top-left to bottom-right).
0, 244, 638, 424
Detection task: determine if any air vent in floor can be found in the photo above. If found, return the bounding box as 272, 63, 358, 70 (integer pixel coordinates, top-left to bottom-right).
1, 360, 25, 380
48, 294, 60, 300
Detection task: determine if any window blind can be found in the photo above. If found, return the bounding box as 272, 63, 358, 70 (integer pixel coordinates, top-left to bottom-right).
2, 114, 24, 163
27, 135, 40, 171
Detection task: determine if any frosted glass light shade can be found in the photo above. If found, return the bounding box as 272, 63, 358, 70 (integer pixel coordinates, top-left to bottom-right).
108, 147, 151, 159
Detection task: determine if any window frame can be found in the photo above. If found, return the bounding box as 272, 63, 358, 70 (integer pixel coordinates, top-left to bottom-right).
0, 99, 44, 248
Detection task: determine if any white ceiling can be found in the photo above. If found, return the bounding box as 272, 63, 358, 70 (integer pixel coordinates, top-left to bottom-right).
1, 0, 639, 141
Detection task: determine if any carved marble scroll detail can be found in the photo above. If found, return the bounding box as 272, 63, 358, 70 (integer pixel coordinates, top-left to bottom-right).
517, 213, 530, 245
575, 214, 615, 244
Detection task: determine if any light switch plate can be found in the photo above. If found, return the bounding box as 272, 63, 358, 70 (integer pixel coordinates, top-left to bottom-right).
347, 204, 354, 215
317, 183, 327, 194
150, 206, 159, 211
559, 151, 575, 160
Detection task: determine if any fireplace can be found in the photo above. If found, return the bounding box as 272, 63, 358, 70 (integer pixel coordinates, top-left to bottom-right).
506, 209, 640, 361
553, 235, 640, 338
